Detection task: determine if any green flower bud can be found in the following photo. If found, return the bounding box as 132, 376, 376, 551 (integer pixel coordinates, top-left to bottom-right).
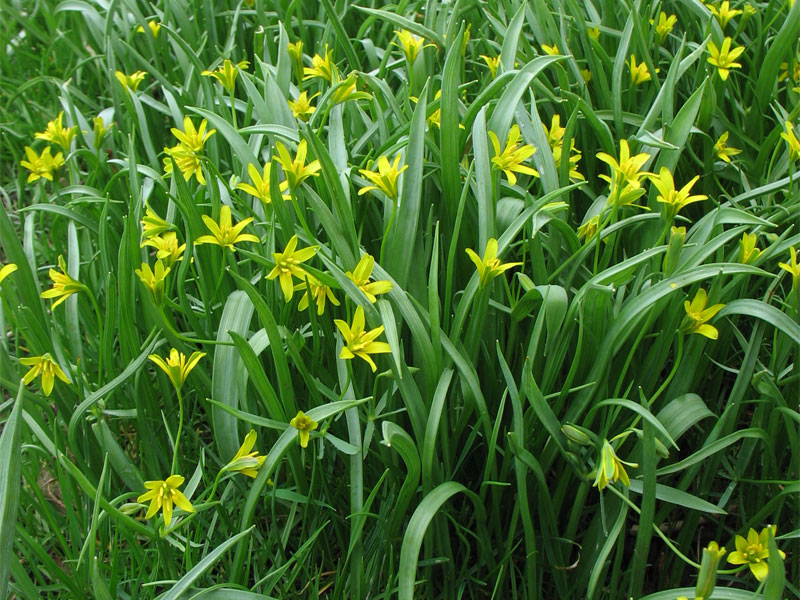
695, 541, 726, 598
663, 226, 686, 276
562, 423, 592, 446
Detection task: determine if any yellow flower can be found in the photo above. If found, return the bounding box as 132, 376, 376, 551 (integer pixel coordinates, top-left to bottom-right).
135, 259, 171, 305
727, 525, 785, 582
346, 254, 393, 303
778, 246, 800, 289
303, 46, 336, 82
489, 124, 539, 185
170, 117, 216, 153
581, 68, 592, 82
20, 146, 64, 183
479, 54, 501, 78
358, 154, 407, 200
628, 54, 655, 85
137, 475, 195, 527
115, 70, 147, 92
290, 411, 318, 448
331, 73, 372, 105
543, 114, 567, 148
714, 131, 741, 163
780, 121, 800, 162
614, 182, 649, 209
0, 262, 18, 285
136, 20, 161, 38
35, 112, 78, 152
461, 24, 471, 54
543, 115, 583, 180
706, 1, 742, 29
287, 40, 303, 63
649, 167, 707, 221
577, 215, 601, 240
41, 255, 87, 309
588, 26, 601, 41
465, 238, 522, 287
148, 348, 206, 391
427, 90, 443, 128
223, 430, 266, 477
334, 306, 392, 372
597, 139, 651, 193
202, 59, 249, 94
274, 140, 321, 191
90, 115, 113, 150
652, 11, 677, 44
779, 59, 800, 83
21, 353, 70, 396
194, 205, 259, 252
394, 29, 433, 64
707, 37, 744, 81
141, 232, 186, 267
267, 234, 319, 301
738, 233, 762, 264
592, 439, 637, 490
680, 288, 725, 339
236, 162, 289, 205
141, 205, 173, 239
541, 43, 560, 56
163, 145, 205, 184
288, 91, 318, 122
162, 117, 216, 185
296, 275, 340, 315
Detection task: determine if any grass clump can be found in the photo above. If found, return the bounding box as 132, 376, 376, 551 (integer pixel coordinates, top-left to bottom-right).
0, 0, 798, 598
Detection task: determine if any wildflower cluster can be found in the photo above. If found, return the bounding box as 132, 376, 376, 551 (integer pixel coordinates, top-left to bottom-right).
4, 3, 799, 597
163, 117, 216, 185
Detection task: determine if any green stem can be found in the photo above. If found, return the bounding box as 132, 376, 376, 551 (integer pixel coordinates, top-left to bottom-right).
649, 334, 684, 406
290, 190, 315, 242
229, 91, 237, 130
593, 197, 618, 275
379, 193, 398, 264
171, 387, 184, 474
213, 252, 227, 295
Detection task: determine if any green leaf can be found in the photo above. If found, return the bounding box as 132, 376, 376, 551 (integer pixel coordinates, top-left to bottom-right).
0, 385, 24, 600
68, 335, 162, 452
398, 482, 480, 600
627, 480, 726, 514
351, 7, 445, 47
719, 299, 800, 346
656, 394, 715, 442
212, 291, 255, 461
657, 429, 766, 475
157, 527, 255, 600
382, 81, 428, 288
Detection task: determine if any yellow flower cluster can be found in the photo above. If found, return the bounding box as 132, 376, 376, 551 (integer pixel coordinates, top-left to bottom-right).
163, 117, 216, 185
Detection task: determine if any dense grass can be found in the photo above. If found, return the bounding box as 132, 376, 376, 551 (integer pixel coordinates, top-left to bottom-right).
0, 0, 798, 598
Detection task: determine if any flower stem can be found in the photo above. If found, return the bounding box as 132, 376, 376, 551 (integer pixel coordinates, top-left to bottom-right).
171, 387, 184, 474
230, 91, 237, 130
379, 193, 398, 264
649, 334, 683, 406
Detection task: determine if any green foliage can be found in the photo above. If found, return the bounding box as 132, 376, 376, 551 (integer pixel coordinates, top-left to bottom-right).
0, 0, 798, 598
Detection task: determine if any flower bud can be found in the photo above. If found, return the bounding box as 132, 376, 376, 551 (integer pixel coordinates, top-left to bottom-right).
695, 541, 726, 598
562, 423, 592, 446
663, 226, 686, 275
